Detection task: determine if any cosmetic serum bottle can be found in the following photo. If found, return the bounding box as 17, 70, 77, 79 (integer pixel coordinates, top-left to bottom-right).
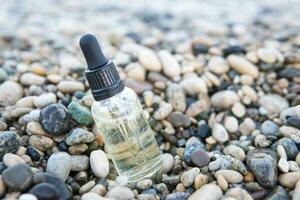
80, 34, 162, 183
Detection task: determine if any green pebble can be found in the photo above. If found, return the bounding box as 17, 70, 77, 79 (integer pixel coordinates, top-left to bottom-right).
68, 101, 94, 126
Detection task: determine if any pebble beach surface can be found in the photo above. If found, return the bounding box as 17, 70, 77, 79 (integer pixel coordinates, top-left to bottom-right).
1, 0, 300, 199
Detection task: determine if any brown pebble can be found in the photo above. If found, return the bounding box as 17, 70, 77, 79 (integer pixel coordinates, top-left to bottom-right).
244, 172, 255, 182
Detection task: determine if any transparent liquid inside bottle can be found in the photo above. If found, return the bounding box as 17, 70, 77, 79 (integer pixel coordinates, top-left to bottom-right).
91, 87, 162, 183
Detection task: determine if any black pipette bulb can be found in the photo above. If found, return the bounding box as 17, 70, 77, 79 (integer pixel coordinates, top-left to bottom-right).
80, 34, 124, 101
80, 34, 108, 69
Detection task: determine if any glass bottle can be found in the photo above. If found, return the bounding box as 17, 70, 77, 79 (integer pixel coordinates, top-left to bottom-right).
80, 34, 162, 183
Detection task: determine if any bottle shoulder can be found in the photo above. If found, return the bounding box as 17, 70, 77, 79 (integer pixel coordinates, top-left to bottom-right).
91, 87, 142, 120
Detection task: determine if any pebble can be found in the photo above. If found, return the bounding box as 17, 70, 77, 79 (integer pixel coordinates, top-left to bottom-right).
40, 173, 71, 199
0, 175, 5, 197
68, 102, 94, 126
26, 122, 47, 135
212, 123, 229, 143
239, 118, 256, 135
211, 90, 239, 110
0, 81, 23, 105
194, 174, 208, 189
0, 131, 20, 158
71, 155, 89, 171
188, 183, 222, 200
166, 83, 186, 112
180, 75, 207, 95
29, 183, 59, 200
227, 55, 259, 78
82, 192, 111, 200
20, 73, 46, 86
125, 79, 152, 94
125, 62, 146, 82
29, 135, 54, 152
223, 45, 246, 56
167, 112, 191, 128
293, 180, 300, 199
3, 153, 25, 167
185, 99, 210, 117
259, 94, 289, 114
2, 164, 33, 191
184, 143, 205, 164
138, 48, 162, 72
216, 174, 228, 191
223, 145, 245, 161
40, 104, 71, 136
90, 184, 107, 196
208, 56, 229, 75
246, 149, 277, 188
90, 150, 109, 178
19, 194, 38, 200
158, 50, 181, 78
57, 81, 85, 93
261, 120, 279, 135
265, 186, 288, 200
153, 102, 173, 120
46, 152, 71, 181
224, 116, 239, 133
190, 149, 210, 167
287, 116, 300, 130
161, 153, 174, 174
166, 192, 190, 200
278, 157, 289, 173
33, 93, 56, 108
278, 172, 300, 188
137, 179, 152, 190
180, 168, 200, 187
65, 128, 95, 145
275, 138, 299, 160
215, 170, 243, 183
231, 102, 246, 118
26, 146, 41, 161
79, 180, 96, 194
105, 185, 135, 200
16, 96, 37, 108
257, 48, 277, 64
69, 143, 88, 155
225, 188, 252, 200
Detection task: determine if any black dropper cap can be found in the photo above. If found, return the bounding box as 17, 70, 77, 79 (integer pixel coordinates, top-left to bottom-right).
80, 34, 124, 101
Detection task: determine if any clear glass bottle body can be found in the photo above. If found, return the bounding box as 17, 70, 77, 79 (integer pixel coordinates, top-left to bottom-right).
91, 87, 162, 182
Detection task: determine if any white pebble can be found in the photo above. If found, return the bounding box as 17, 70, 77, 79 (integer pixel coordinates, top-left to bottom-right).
278, 157, 289, 173
212, 123, 229, 143
90, 150, 109, 178
227, 55, 259, 78
158, 50, 181, 78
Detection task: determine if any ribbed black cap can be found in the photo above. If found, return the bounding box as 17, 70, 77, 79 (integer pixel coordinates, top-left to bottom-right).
80, 34, 124, 101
